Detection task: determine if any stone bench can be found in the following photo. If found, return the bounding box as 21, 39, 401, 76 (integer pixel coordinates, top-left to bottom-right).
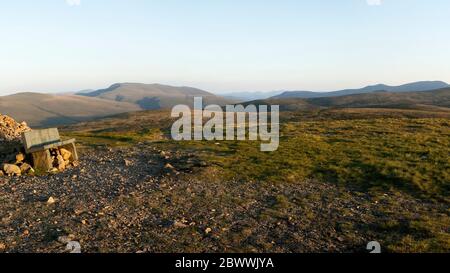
21, 128, 78, 171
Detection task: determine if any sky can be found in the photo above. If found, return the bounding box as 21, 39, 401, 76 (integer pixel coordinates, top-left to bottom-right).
0, 0, 450, 95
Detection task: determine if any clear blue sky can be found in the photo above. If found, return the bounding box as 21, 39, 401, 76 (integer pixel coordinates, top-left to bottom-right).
1, 0, 449, 95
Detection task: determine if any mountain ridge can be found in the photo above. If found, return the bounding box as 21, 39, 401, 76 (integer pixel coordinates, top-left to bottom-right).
0, 92, 142, 127
0, 83, 233, 127
1, 82, 449, 127
272, 81, 449, 99
79, 83, 232, 110
246, 87, 450, 112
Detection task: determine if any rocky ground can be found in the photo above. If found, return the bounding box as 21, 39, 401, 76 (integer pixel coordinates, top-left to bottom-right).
0, 143, 446, 253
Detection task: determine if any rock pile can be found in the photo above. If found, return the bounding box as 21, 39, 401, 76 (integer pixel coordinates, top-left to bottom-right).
0, 114, 34, 177
1, 153, 35, 177
0, 114, 31, 142
49, 147, 75, 172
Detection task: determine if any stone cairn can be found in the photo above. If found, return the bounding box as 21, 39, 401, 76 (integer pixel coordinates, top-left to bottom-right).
0, 114, 32, 176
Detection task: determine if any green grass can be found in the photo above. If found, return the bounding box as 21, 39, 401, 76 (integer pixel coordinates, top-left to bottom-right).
155, 118, 449, 201
64, 116, 449, 200
64, 128, 165, 147
62, 111, 450, 252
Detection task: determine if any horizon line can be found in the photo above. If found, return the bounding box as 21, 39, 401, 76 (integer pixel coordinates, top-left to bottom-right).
1, 79, 448, 97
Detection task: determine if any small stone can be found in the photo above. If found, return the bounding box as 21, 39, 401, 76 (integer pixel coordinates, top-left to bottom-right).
164, 163, 175, 170
20, 163, 34, 174
57, 155, 66, 171
66, 241, 81, 253
59, 148, 72, 161
15, 153, 25, 163
2, 164, 21, 176
124, 159, 133, 166
242, 228, 253, 237
58, 234, 76, 244
205, 228, 212, 234
173, 221, 188, 228
47, 197, 56, 205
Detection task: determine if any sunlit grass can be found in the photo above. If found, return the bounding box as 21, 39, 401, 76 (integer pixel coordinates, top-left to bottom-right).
62, 112, 450, 252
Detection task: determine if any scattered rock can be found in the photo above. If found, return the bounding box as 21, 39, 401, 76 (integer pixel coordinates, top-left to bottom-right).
65, 241, 81, 253
47, 197, 56, 205
15, 153, 25, 163
57, 155, 66, 171
173, 221, 188, 228
124, 159, 133, 166
60, 148, 72, 161
164, 163, 175, 170
19, 163, 34, 174
2, 164, 21, 176
58, 234, 76, 244
205, 227, 212, 234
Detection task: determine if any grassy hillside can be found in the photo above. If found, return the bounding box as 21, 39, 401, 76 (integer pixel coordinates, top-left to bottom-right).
60, 107, 450, 252
63, 108, 450, 200
247, 88, 450, 111
273, 81, 449, 99
80, 83, 234, 110
0, 83, 234, 127
307, 88, 450, 109
0, 92, 141, 127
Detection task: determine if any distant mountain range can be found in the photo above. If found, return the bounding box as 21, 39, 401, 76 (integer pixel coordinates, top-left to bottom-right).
246, 87, 450, 111
1, 81, 449, 127
272, 81, 449, 99
79, 83, 232, 110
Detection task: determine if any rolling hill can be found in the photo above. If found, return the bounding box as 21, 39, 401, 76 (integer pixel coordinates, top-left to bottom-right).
0, 92, 141, 127
0, 83, 233, 127
245, 88, 450, 112
272, 81, 449, 99
1, 83, 448, 128
79, 83, 233, 110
